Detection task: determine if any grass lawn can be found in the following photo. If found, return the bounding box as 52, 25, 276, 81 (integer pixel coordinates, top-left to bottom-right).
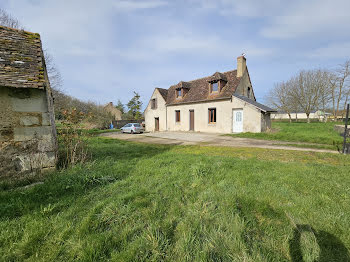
1, 137, 350, 261
226, 121, 344, 149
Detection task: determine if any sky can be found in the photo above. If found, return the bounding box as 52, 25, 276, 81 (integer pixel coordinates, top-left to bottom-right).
1, 0, 350, 109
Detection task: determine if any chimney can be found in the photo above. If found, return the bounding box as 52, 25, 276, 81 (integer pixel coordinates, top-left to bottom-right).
237, 55, 246, 78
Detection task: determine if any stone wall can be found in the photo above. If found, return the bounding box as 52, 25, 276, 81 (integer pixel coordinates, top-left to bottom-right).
0, 86, 56, 178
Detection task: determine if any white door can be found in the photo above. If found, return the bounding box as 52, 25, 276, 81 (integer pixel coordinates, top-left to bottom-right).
233, 110, 243, 133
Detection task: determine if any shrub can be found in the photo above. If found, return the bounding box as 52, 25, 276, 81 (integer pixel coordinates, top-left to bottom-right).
57, 109, 90, 169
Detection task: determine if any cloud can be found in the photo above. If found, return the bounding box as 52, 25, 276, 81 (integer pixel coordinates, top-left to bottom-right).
113, 0, 168, 10
260, 0, 350, 39
308, 42, 350, 59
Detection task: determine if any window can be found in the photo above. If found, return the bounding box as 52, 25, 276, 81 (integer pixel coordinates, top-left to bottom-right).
208, 108, 216, 123
211, 82, 218, 92
175, 110, 180, 122
247, 87, 251, 98
151, 98, 157, 109
176, 88, 182, 98
134, 123, 141, 127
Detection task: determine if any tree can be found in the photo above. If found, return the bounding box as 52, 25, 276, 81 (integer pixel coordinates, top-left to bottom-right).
289, 69, 330, 123
115, 99, 125, 115
265, 81, 295, 123
329, 61, 350, 118
0, 8, 22, 29
127, 92, 143, 120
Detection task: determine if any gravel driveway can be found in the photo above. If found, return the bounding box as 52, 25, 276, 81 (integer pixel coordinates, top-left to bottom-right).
100, 131, 338, 154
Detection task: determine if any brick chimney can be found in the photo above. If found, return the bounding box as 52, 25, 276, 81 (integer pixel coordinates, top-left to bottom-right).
237, 55, 246, 78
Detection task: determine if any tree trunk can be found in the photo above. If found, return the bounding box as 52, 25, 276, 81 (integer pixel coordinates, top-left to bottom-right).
295, 113, 298, 122
288, 113, 292, 123
307, 113, 310, 123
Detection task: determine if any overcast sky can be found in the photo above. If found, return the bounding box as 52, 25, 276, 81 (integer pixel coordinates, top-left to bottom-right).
2, 0, 350, 108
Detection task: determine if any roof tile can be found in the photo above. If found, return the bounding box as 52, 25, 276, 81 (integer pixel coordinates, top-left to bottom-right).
0, 26, 46, 89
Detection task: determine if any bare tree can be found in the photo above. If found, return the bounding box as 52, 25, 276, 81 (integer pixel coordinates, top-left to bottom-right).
44, 50, 63, 90
289, 69, 330, 123
329, 61, 350, 118
0, 8, 23, 29
266, 81, 295, 123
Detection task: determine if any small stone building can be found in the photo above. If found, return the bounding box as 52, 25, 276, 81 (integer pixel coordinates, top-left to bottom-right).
0, 26, 57, 178
104, 102, 122, 120
145, 56, 275, 133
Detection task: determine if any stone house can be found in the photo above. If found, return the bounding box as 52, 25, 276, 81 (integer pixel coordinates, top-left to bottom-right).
0, 26, 57, 178
144, 56, 275, 133
104, 102, 122, 120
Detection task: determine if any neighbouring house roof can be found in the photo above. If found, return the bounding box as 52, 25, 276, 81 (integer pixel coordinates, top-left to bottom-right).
156, 88, 168, 101
166, 70, 241, 105
233, 94, 276, 112
0, 26, 46, 89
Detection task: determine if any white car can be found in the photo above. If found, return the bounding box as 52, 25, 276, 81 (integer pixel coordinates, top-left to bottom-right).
120, 123, 144, 134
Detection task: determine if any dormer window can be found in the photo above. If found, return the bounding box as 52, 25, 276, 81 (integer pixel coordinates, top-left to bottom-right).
176, 88, 182, 98
212, 82, 218, 92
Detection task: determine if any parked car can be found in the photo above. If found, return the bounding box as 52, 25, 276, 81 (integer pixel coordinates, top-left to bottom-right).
120, 123, 144, 134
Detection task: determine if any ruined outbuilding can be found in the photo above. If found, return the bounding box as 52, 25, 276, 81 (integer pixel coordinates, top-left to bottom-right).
0, 26, 57, 178
104, 102, 122, 120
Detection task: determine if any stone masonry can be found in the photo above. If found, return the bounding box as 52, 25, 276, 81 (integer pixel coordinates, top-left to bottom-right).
0, 26, 57, 178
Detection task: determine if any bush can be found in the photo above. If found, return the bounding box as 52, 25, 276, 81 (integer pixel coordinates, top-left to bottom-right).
57, 109, 90, 169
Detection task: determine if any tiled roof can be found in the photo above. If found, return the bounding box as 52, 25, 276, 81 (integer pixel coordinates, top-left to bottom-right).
156, 88, 168, 101
166, 70, 241, 105
0, 26, 46, 89
233, 94, 276, 112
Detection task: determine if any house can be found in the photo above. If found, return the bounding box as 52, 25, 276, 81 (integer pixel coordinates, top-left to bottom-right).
144, 56, 275, 133
271, 110, 331, 121
104, 102, 122, 120
0, 26, 57, 178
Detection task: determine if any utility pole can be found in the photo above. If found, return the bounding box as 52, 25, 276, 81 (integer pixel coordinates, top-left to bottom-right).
343, 104, 349, 154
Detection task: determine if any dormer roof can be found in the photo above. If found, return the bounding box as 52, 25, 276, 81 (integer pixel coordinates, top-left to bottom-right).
175, 81, 191, 89
208, 72, 227, 82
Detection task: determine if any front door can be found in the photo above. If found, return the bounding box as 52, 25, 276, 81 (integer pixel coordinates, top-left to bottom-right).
189, 110, 194, 131
155, 117, 159, 131
233, 110, 243, 133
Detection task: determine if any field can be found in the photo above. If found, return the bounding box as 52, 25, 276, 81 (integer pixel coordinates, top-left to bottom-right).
227, 121, 344, 150
1, 136, 350, 261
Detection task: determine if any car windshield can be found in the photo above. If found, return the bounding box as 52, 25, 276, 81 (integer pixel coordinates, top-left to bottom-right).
134, 124, 141, 127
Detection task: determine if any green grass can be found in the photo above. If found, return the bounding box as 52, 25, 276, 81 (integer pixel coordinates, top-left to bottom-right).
1, 138, 350, 261
226, 121, 344, 149
272, 143, 338, 151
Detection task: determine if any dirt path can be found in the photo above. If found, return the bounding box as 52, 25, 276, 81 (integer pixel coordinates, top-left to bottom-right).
100, 131, 338, 154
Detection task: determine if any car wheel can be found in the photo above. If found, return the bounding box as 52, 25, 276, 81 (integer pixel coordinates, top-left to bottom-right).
131, 130, 134, 134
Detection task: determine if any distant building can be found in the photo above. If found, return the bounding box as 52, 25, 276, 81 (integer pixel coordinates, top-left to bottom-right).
0, 26, 57, 178
104, 102, 122, 120
144, 56, 275, 133
271, 110, 331, 121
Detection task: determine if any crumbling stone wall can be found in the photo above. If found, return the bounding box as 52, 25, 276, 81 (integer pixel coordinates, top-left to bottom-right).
0, 86, 56, 178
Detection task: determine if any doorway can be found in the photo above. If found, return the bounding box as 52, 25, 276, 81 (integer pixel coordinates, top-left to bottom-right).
155, 117, 159, 131
232, 109, 243, 133
189, 110, 194, 131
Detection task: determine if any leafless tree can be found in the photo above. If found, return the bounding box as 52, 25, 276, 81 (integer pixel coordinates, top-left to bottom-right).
0, 8, 23, 29
329, 61, 350, 118
289, 69, 330, 123
44, 50, 63, 90
266, 81, 295, 123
